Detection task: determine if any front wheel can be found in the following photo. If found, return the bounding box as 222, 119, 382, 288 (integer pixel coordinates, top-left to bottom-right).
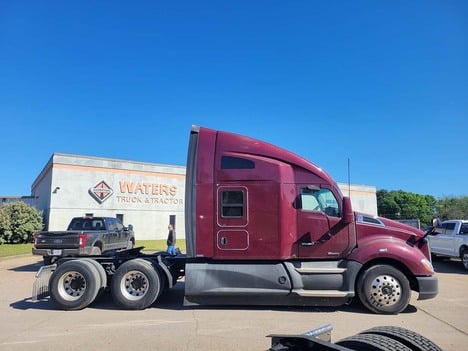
356, 264, 411, 314
111, 258, 162, 310
461, 248, 468, 270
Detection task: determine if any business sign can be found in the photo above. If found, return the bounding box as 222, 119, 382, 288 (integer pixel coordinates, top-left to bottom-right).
89, 180, 113, 204
88, 179, 184, 207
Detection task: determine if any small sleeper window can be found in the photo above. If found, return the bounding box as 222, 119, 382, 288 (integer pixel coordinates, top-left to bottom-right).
221, 190, 244, 217
221, 156, 255, 169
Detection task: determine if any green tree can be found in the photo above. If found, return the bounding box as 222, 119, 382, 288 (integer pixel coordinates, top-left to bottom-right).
0, 202, 43, 244
436, 196, 468, 220
377, 190, 437, 226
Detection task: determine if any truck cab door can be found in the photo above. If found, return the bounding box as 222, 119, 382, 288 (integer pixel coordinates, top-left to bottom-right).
107, 218, 120, 250
296, 185, 352, 259
115, 220, 127, 249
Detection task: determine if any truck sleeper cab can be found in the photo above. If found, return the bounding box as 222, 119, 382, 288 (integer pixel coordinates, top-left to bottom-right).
184, 126, 437, 314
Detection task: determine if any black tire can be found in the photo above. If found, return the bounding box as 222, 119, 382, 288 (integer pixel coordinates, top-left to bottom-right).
43, 256, 59, 265
79, 258, 107, 296
336, 333, 413, 351
356, 264, 411, 314
49, 260, 100, 310
361, 326, 443, 351
460, 248, 468, 271
111, 258, 161, 310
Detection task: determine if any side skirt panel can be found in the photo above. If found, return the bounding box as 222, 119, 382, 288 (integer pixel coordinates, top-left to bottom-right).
183, 260, 362, 307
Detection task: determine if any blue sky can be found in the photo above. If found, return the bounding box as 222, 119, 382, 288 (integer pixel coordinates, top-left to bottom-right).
1, 1, 467, 198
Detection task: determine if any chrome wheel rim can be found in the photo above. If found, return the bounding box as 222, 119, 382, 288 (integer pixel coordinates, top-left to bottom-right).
57, 271, 86, 301
369, 274, 402, 307
120, 270, 149, 300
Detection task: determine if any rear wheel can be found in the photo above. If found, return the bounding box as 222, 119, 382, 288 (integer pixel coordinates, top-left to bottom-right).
79, 258, 107, 296
461, 248, 468, 270
356, 264, 411, 314
336, 333, 412, 351
49, 260, 100, 310
361, 326, 443, 351
111, 258, 162, 310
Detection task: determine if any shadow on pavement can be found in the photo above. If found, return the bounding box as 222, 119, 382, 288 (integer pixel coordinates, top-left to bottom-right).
432, 258, 466, 274
10, 280, 418, 315
9, 261, 43, 273
10, 298, 56, 311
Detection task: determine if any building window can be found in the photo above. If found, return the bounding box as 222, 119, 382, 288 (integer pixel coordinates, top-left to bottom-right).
116, 213, 124, 224
169, 214, 176, 229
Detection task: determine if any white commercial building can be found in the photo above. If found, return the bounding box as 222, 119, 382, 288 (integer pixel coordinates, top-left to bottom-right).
32, 153, 186, 240
30, 153, 377, 241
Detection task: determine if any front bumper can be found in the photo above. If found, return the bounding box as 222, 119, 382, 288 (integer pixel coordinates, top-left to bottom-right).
416, 275, 438, 300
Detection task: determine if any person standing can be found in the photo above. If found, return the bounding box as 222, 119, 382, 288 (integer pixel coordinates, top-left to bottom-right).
166, 224, 176, 255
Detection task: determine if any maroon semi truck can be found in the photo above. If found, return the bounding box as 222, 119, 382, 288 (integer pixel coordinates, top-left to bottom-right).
33, 125, 438, 315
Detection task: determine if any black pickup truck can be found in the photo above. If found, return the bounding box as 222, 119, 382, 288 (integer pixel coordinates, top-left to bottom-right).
33, 216, 135, 264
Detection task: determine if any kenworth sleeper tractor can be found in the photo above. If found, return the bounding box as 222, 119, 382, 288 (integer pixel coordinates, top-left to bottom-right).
33, 125, 438, 315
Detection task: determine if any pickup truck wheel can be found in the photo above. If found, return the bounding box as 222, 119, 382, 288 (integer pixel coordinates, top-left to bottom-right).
336, 333, 412, 351
360, 326, 443, 351
49, 260, 100, 310
356, 265, 411, 314
111, 258, 161, 310
461, 248, 468, 270
43, 256, 59, 265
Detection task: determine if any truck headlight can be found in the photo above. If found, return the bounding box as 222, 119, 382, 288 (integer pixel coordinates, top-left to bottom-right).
421, 258, 434, 273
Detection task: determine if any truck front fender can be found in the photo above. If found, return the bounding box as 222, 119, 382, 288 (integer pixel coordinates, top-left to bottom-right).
348, 236, 434, 276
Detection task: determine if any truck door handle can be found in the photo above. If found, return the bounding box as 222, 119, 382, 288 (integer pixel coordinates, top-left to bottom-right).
220, 237, 228, 245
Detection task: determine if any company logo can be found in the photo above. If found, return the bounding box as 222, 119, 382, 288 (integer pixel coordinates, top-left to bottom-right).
89, 180, 113, 203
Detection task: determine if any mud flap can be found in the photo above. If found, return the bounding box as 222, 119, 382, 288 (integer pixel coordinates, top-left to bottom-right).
32, 264, 56, 301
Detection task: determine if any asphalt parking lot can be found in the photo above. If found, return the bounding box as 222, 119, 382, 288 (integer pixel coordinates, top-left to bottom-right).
0, 254, 467, 351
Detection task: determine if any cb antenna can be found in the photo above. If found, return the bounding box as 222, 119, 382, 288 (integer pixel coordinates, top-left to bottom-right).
347, 158, 351, 197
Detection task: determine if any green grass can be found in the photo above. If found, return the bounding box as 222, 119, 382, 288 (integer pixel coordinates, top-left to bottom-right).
0, 240, 186, 258
0, 243, 33, 258
136, 239, 186, 253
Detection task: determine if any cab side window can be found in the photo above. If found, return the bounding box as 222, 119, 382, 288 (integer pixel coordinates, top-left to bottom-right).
301, 188, 340, 217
